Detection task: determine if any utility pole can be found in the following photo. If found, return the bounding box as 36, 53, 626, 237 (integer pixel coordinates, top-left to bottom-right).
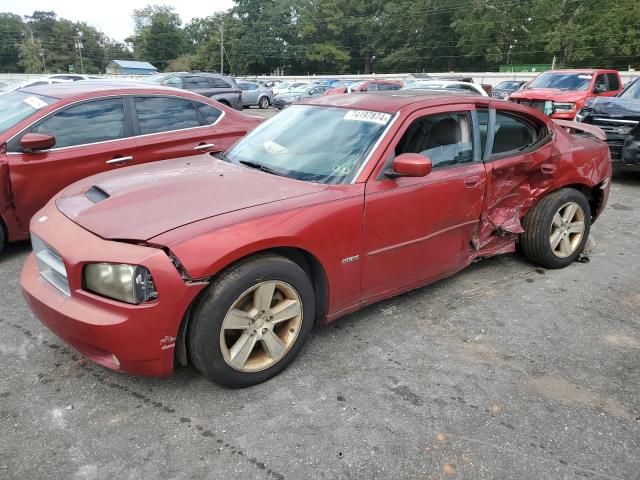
75, 33, 85, 74
219, 24, 224, 75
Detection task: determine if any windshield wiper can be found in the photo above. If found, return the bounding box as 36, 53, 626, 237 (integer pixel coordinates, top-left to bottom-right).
239, 160, 284, 176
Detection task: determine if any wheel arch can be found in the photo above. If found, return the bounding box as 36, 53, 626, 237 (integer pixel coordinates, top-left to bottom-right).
173, 246, 330, 366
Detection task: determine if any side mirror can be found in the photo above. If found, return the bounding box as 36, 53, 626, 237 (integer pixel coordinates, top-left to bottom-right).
21, 133, 55, 152
593, 85, 607, 94
386, 153, 432, 178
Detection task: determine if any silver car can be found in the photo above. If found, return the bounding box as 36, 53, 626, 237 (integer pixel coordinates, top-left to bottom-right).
238, 81, 274, 109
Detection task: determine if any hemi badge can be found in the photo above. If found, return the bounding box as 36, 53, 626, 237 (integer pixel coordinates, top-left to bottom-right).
341, 255, 360, 264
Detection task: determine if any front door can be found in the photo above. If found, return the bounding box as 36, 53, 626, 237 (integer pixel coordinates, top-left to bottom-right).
362, 105, 487, 300
6, 96, 135, 231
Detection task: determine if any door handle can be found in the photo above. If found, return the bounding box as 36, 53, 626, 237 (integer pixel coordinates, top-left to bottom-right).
194, 143, 216, 151
541, 163, 557, 175
464, 176, 482, 189
106, 155, 133, 165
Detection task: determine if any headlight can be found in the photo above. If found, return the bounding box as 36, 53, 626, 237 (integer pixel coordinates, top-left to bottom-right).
575, 108, 591, 123
84, 263, 158, 304
554, 102, 576, 112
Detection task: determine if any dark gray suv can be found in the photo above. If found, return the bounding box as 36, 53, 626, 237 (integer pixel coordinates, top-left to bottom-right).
145, 73, 243, 110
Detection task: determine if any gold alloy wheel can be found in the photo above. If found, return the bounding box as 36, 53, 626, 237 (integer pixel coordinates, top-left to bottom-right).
550, 201, 586, 258
220, 280, 303, 373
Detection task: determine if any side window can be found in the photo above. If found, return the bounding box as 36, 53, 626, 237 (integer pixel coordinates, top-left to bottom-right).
134, 96, 200, 135
594, 74, 607, 92
368, 84, 379, 91
491, 112, 536, 155
162, 76, 183, 88
210, 78, 232, 88
395, 112, 474, 169
606, 73, 620, 91
29, 98, 125, 149
238, 83, 249, 91
184, 76, 211, 89
194, 102, 223, 124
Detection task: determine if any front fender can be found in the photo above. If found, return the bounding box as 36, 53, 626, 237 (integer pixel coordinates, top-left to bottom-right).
166, 194, 365, 316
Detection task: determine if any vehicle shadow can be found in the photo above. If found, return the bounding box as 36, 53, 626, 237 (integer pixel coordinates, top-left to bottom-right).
612, 167, 640, 185
0, 240, 31, 264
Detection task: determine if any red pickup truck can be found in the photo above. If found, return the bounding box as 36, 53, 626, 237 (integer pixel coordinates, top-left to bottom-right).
508, 69, 623, 120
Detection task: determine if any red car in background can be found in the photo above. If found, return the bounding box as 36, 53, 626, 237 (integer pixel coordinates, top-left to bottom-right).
22, 91, 611, 388
323, 79, 403, 95
0, 81, 262, 253
509, 69, 623, 119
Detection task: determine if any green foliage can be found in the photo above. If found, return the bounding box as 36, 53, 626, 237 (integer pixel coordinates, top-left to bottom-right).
127, 5, 188, 71
0, 13, 25, 72
2, 1, 640, 75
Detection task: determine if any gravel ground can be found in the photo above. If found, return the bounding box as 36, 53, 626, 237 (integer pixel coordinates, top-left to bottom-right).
0, 164, 638, 480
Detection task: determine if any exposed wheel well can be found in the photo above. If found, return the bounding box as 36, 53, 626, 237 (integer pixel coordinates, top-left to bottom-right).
174, 247, 329, 366
564, 183, 606, 221
216, 99, 230, 106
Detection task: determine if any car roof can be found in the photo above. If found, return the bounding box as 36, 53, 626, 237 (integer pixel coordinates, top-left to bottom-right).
543, 69, 616, 74
305, 90, 483, 113
18, 80, 180, 99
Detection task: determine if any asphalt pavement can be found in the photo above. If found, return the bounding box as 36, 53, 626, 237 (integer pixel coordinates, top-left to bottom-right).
0, 137, 638, 479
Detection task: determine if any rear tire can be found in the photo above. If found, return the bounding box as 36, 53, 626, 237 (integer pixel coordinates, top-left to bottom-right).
258, 96, 270, 109
188, 254, 315, 388
520, 188, 591, 269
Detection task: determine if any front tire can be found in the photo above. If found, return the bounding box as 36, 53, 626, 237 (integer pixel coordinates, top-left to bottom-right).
521, 188, 591, 269
188, 254, 315, 388
258, 96, 270, 109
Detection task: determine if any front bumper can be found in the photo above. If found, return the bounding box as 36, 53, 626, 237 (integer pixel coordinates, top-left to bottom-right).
20, 204, 206, 376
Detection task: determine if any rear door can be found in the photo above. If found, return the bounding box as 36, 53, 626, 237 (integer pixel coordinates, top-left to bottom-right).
6, 96, 134, 230
476, 103, 555, 246
131, 95, 248, 163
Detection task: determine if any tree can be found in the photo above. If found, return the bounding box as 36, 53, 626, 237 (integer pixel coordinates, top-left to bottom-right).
0, 13, 25, 72
128, 5, 188, 71
18, 36, 44, 73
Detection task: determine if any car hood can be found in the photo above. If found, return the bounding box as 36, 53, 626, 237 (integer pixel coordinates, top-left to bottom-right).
56, 155, 327, 241
583, 96, 640, 116
509, 88, 587, 102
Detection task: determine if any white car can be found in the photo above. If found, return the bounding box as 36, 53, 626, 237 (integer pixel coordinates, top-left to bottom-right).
402, 80, 489, 97
272, 81, 311, 95
0, 76, 73, 95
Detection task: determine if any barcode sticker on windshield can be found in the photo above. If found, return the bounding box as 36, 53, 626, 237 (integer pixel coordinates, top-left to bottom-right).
578, 74, 593, 80
22, 96, 48, 110
343, 110, 391, 125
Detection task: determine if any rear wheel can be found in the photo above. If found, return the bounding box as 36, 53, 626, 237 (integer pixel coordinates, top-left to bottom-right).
188, 254, 315, 388
258, 96, 270, 109
521, 188, 591, 269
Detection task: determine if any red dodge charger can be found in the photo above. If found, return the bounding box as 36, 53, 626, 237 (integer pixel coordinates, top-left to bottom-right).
21, 91, 611, 387
0, 81, 262, 252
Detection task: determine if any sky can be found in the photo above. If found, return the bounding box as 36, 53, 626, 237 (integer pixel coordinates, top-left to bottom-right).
1, 0, 235, 42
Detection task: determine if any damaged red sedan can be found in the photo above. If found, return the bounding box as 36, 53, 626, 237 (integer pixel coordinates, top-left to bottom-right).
21, 91, 611, 388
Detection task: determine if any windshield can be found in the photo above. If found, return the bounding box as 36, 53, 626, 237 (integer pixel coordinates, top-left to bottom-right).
291, 85, 311, 93
403, 82, 446, 90
495, 81, 522, 90
527, 72, 592, 91
620, 80, 640, 100
225, 105, 393, 184
0, 91, 57, 134
143, 74, 167, 84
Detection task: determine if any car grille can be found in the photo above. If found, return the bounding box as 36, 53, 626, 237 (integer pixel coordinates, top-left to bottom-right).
31, 234, 70, 296
590, 117, 638, 135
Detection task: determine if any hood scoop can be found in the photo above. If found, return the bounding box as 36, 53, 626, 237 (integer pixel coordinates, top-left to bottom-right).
85, 186, 110, 204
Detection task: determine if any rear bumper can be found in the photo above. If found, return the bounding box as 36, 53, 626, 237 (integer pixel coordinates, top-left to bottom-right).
20, 204, 206, 376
